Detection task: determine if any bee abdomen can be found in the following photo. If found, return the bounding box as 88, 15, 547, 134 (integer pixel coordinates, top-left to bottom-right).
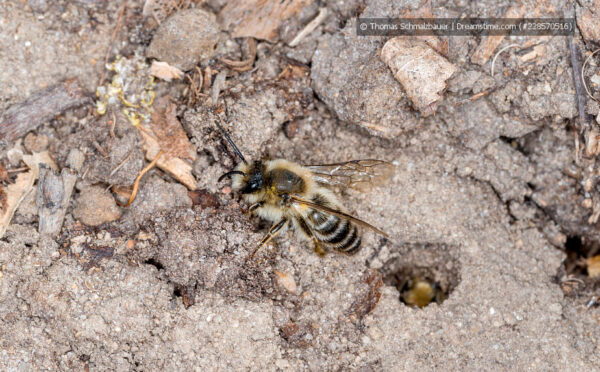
309, 211, 362, 254
339, 226, 361, 254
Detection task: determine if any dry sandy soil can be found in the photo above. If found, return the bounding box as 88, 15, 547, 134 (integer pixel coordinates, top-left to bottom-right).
1, 0, 600, 370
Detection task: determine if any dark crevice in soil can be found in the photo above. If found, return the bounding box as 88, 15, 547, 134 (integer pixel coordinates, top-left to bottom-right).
563, 235, 599, 276
499, 135, 530, 156
144, 258, 164, 271
462, 174, 518, 224
554, 233, 600, 306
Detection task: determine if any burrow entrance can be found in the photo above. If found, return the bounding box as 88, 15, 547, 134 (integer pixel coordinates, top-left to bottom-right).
374, 242, 461, 308
557, 235, 600, 308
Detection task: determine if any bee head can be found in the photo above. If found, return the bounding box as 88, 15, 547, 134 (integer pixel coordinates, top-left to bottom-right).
239, 160, 265, 194
218, 160, 265, 194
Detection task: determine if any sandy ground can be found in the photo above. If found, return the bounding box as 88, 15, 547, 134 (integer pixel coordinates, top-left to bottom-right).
1, 0, 600, 370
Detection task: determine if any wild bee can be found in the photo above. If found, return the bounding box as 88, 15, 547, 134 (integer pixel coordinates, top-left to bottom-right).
400, 277, 445, 308
215, 122, 394, 257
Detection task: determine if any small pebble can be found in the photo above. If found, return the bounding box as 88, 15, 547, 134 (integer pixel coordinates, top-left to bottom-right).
66, 148, 85, 172
147, 9, 219, 71
72, 186, 121, 226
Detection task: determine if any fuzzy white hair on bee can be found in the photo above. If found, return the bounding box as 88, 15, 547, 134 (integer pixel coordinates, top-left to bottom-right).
213, 120, 391, 258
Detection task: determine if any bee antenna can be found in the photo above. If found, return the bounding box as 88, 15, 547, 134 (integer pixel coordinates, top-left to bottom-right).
218, 170, 246, 183
214, 120, 248, 164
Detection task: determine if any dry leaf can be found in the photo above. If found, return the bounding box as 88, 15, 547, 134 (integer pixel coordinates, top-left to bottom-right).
149, 96, 196, 160
381, 38, 457, 116
149, 61, 184, 82
139, 96, 197, 190
139, 131, 197, 190
0, 152, 57, 239
218, 0, 313, 42
587, 255, 600, 278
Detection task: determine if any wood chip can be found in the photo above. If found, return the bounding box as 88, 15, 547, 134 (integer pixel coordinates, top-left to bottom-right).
140, 131, 197, 190
0, 79, 90, 143
37, 167, 77, 236
0, 152, 57, 239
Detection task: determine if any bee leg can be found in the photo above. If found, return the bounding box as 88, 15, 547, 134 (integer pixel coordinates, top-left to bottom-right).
249, 201, 264, 213
294, 215, 326, 257
312, 238, 326, 257
250, 218, 288, 259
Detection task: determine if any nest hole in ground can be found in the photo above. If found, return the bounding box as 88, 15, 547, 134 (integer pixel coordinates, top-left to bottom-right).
378, 243, 461, 308
557, 235, 600, 307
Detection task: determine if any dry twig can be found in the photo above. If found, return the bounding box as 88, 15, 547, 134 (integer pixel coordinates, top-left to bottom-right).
122, 150, 164, 207
289, 7, 327, 47
99, 1, 127, 86
221, 38, 257, 72
569, 37, 590, 135
491, 43, 520, 77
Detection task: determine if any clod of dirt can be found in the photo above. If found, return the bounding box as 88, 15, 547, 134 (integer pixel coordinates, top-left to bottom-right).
147, 8, 220, 71
524, 128, 600, 242
66, 149, 85, 172
23, 133, 49, 153
183, 63, 312, 188
576, 1, 600, 44
311, 19, 417, 138
83, 113, 145, 186
121, 176, 192, 230
381, 38, 457, 116
72, 186, 121, 226
137, 204, 281, 301
280, 321, 313, 348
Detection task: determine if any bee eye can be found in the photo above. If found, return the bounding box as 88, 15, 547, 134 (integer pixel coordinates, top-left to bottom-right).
241, 172, 263, 193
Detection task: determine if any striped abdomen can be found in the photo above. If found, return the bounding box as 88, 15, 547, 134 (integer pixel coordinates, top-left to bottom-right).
306, 208, 362, 254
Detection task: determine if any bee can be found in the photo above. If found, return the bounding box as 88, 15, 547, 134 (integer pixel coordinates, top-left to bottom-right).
215, 122, 393, 257
400, 277, 445, 308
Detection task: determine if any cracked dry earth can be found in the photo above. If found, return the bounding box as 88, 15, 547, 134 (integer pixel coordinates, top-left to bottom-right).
1, 0, 600, 371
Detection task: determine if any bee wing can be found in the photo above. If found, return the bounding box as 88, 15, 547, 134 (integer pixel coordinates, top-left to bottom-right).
305, 159, 394, 192
289, 195, 389, 238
